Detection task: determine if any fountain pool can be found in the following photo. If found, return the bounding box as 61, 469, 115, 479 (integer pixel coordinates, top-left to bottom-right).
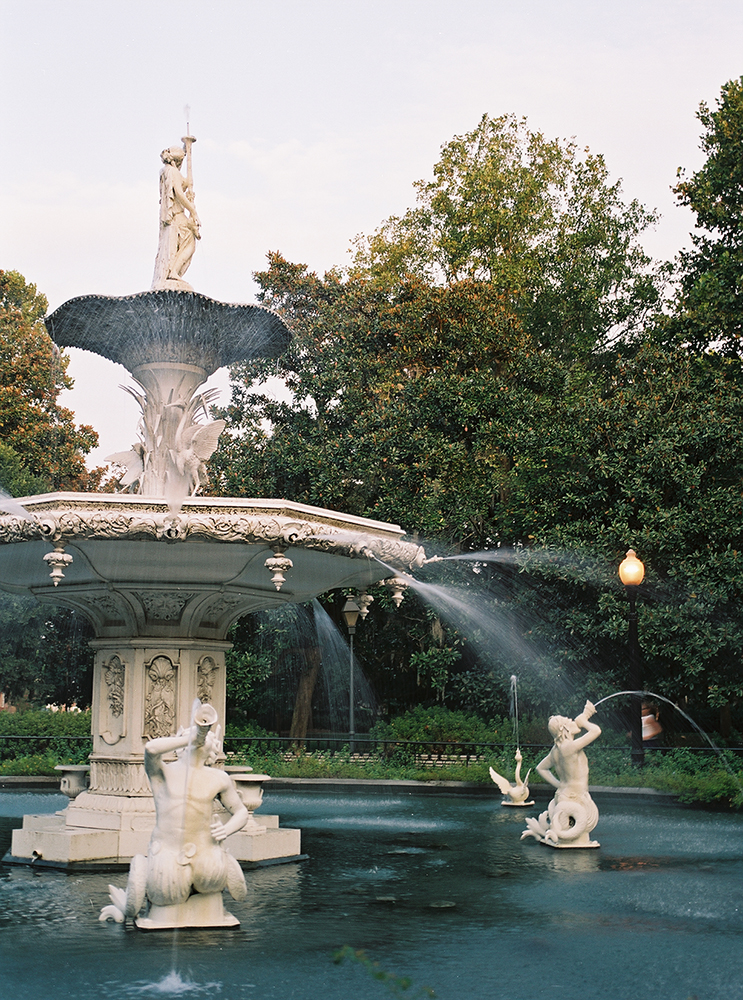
1, 785, 741, 1000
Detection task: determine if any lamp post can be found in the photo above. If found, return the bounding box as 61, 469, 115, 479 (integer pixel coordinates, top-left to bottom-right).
342, 597, 361, 750
618, 548, 645, 767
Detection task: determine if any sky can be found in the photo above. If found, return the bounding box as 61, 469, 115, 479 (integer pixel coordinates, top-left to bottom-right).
2, 0, 743, 465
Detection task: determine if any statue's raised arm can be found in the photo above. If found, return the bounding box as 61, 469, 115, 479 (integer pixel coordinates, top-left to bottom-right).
152, 136, 200, 292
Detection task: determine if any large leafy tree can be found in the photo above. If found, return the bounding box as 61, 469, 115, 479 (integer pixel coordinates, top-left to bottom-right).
352, 113, 666, 356
0, 270, 100, 494
211, 110, 743, 734
671, 76, 743, 355
494, 341, 743, 723
213, 254, 524, 546
0, 272, 100, 707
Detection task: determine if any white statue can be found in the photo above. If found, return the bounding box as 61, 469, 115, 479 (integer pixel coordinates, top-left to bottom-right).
521, 700, 601, 848
100, 703, 249, 928
489, 749, 534, 806
106, 385, 225, 500
152, 136, 200, 291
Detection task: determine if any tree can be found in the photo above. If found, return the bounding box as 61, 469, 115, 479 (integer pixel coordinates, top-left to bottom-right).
493, 339, 743, 726
352, 114, 666, 356
0, 270, 101, 493
0, 272, 101, 708
671, 76, 743, 355
210, 110, 743, 734
212, 253, 524, 546
0, 594, 94, 708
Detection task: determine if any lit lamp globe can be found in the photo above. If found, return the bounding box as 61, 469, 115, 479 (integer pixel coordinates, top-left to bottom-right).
618, 549, 645, 587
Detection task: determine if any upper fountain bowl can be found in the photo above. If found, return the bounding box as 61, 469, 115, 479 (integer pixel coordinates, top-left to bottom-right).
45, 288, 292, 377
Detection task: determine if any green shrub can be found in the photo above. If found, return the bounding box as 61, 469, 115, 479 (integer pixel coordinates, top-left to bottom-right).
0, 753, 60, 776
371, 705, 497, 744
0, 709, 91, 736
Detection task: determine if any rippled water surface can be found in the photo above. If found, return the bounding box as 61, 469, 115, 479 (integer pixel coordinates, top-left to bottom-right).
1, 788, 742, 1000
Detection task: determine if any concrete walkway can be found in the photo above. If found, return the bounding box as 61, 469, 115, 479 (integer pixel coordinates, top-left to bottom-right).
0, 772, 680, 805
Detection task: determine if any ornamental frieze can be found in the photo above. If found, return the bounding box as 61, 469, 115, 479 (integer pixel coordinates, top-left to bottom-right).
0, 502, 426, 572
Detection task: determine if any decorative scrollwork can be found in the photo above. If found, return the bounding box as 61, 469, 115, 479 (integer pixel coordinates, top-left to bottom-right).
144, 655, 177, 739
196, 655, 218, 704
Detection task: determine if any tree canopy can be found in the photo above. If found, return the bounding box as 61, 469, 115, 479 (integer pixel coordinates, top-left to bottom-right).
671, 76, 743, 355
0, 270, 100, 494
352, 113, 667, 356
209, 103, 743, 735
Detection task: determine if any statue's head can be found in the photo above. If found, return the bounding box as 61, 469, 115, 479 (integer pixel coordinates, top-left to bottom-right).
548, 715, 578, 742
202, 727, 221, 766
161, 145, 185, 166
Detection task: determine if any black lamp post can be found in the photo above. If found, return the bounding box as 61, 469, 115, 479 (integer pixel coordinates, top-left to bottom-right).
342, 597, 361, 748
618, 548, 645, 767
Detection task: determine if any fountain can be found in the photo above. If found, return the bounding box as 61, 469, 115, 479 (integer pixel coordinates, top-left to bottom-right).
0, 134, 426, 869
2, 784, 742, 999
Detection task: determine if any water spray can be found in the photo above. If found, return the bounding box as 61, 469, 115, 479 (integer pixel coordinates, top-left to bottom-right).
594, 689, 743, 797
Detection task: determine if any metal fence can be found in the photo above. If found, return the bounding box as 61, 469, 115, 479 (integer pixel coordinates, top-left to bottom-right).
222, 735, 743, 768
0, 733, 740, 770
0, 734, 92, 763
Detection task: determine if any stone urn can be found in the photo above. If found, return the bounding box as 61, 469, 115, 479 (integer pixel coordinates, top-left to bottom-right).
231, 773, 271, 834
54, 765, 90, 800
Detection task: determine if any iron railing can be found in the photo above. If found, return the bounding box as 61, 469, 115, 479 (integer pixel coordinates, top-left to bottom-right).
0, 733, 740, 770
221, 735, 743, 768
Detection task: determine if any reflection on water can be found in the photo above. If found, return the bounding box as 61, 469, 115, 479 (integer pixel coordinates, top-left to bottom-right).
1, 788, 742, 1000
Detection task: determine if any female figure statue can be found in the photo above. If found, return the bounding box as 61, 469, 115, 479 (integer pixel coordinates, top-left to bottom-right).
152, 139, 200, 290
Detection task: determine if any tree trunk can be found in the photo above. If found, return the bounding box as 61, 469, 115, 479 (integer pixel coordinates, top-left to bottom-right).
289, 602, 320, 741
289, 649, 321, 740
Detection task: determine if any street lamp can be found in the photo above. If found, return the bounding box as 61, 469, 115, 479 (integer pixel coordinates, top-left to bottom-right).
342, 597, 361, 748
618, 548, 645, 767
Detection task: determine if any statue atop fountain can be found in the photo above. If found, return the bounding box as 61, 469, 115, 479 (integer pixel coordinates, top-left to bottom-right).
521, 700, 601, 848
101, 702, 249, 929
152, 137, 200, 292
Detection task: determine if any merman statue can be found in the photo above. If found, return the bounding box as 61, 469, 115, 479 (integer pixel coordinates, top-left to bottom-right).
521, 700, 601, 848
100, 702, 249, 928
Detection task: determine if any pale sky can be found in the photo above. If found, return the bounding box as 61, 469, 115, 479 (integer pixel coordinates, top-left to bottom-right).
1, 0, 742, 465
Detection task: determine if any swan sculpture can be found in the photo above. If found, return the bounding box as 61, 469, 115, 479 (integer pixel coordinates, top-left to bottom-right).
489, 748, 534, 806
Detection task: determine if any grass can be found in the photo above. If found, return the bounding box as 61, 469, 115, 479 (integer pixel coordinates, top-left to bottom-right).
223, 743, 743, 808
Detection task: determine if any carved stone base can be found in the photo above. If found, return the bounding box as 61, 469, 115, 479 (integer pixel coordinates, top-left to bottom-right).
135, 892, 239, 930
9, 799, 301, 867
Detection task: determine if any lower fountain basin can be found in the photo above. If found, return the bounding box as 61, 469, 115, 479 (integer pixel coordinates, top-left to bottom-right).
1, 786, 741, 1000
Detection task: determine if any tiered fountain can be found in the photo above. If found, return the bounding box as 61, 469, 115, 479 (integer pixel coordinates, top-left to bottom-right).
0, 135, 425, 869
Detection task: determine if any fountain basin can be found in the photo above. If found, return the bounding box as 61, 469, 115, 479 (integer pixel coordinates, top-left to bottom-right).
0, 493, 425, 632
1, 785, 741, 1000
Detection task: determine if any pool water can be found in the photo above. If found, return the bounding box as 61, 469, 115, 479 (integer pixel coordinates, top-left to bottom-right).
1, 788, 741, 1000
